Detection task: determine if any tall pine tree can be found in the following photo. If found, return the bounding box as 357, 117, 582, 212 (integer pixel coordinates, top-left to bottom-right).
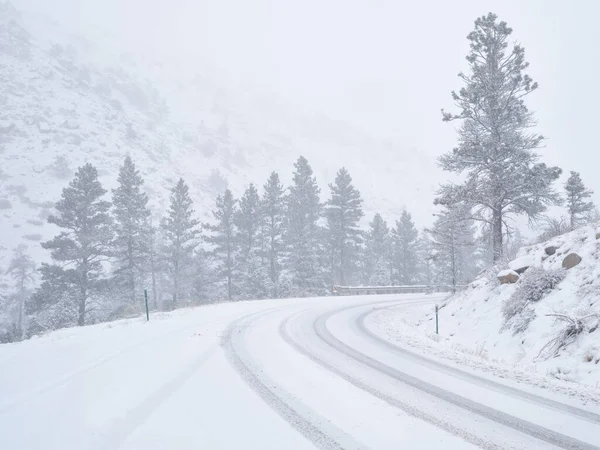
428, 203, 476, 291
161, 178, 200, 307
364, 213, 392, 285
235, 184, 261, 259
208, 189, 238, 300
391, 210, 419, 285
564, 171, 594, 228
235, 184, 271, 298
42, 163, 113, 326
325, 168, 363, 287
437, 13, 561, 262
112, 156, 151, 305
7, 245, 36, 337
262, 172, 286, 285
284, 156, 324, 296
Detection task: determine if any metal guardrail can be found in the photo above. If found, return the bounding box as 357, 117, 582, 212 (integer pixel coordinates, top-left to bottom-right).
332, 285, 467, 296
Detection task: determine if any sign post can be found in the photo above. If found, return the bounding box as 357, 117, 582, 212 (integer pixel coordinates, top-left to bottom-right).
144, 289, 149, 321
435, 304, 439, 335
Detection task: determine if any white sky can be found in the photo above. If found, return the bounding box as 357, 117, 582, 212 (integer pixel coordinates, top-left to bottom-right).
17, 0, 600, 207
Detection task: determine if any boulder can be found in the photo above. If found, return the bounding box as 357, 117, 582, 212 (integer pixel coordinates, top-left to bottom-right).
509, 256, 535, 275
545, 246, 557, 256
498, 269, 519, 284
562, 253, 582, 270
596, 233, 600, 240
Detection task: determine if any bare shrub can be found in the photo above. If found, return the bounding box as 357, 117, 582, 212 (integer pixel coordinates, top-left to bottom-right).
537, 313, 599, 360
501, 268, 566, 334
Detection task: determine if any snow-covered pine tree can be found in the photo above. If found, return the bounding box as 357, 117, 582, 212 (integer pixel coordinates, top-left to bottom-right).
147, 216, 160, 309
284, 156, 324, 296
161, 178, 200, 307
192, 248, 216, 304
262, 171, 286, 286
436, 13, 561, 262
325, 168, 364, 287
6, 245, 36, 337
41, 163, 113, 326
112, 156, 151, 305
564, 171, 594, 228
416, 232, 435, 287
208, 189, 238, 301
236, 184, 261, 259
363, 213, 392, 286
428, 203, 477, 291
235, 183, 272, 298
391, 210, 419, 285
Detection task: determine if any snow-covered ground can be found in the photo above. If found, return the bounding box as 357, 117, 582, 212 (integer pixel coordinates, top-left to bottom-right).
369, 223, 600, 390
2, 293, 600, 449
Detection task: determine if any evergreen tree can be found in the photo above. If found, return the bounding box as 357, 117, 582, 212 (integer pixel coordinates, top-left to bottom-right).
192, 248, 216, 304
564, 171, 594, 228
364, 213, 392, 285
112, 156, 151, 304
284, 156, 324, 296
147, 217, 160, 309
161, 178, 200, 307
428, 204, 476, 291
7, 245, 36, 337
391, 210, 419, 285
41, 163, 113, 326
416, 233, 435, 287
437, 13, 561, 262
262, 172, 286, 285
325, 168, 364, 287
235, 183, 270, 298
208, 189, 238, 300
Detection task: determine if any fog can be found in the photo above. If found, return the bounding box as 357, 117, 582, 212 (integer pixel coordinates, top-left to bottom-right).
15, 0, 600, 198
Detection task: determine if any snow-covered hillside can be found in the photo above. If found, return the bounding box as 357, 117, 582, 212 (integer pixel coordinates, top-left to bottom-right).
370, 222, 600, 388
0, 0, 440, 275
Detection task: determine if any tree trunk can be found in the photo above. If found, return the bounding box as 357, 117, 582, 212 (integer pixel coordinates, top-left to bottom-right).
227, 238, 232, 301
78, 261, 88, 326
492, 207, 503, 263
128, 238, 135, 304
270, 228, 277, 283
339, 242, 346, 286
173, 258, 179, 308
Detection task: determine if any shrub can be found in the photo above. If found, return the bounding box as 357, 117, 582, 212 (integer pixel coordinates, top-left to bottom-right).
501, 267, 566, 333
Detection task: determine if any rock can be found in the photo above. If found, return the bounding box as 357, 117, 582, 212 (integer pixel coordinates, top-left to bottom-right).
509, 256, 535, 274
545, 246, 557, 256
498, 269, 519, 284
596, 233, 600, 240
562, 253, 582, 270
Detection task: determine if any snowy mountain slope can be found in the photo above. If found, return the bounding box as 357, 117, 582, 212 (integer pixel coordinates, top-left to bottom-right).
0, 0, 440, 274
370, 222, 600, 387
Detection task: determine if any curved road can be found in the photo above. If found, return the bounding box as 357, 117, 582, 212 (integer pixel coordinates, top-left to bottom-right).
224, 295, 600, 450
1, 294, 599, 449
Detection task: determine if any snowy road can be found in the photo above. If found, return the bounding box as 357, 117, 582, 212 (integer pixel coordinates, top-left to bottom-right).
1, 294, 599, 449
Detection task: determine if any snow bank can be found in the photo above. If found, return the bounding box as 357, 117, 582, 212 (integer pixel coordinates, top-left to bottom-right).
374, 222, 600, 388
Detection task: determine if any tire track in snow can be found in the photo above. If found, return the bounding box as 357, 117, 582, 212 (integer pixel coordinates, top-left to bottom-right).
222, 308, 367, 450
278, 311, 500, 450
314, 305, 598, 450
357, 304, 600, 423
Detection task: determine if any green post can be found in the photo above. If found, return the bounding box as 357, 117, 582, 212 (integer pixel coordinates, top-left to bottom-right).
435, 304, 439, 335
144, 289, 149, 321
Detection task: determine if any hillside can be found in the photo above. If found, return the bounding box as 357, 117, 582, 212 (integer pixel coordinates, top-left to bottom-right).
0, 0, 440, 274
369, 222, 600, 388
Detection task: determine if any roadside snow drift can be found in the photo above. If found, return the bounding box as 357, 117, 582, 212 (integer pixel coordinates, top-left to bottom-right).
371, 222, 600, 388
